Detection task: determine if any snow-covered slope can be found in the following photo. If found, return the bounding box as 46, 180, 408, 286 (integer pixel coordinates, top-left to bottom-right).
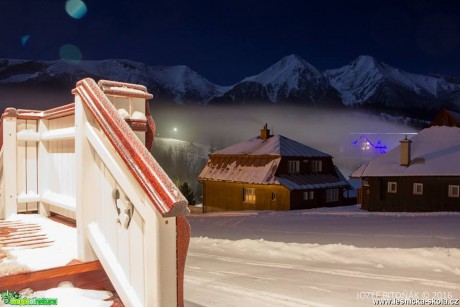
325, 55, 460, 109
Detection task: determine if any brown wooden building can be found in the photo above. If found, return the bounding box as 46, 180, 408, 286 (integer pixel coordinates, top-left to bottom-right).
198, 125, 351, 212
351, 126, 460, 211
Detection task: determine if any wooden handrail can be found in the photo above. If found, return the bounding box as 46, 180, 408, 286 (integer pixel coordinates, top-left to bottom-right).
73, 78, 188, 217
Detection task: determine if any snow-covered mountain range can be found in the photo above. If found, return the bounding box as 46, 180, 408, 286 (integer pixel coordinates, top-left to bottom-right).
1, 55, 460, 119
0, 58, 227, 104
325, 55, 460, 114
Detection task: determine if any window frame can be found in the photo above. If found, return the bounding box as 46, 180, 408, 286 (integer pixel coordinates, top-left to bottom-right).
243, 187, 256, 203
303, 191, 314, 200
387, 182, 397, 193
311, 160, 322, 172
288, 160, 300, 173
326, 189, 339, 202
448, 185, 460, 198
413, 183, 423, 195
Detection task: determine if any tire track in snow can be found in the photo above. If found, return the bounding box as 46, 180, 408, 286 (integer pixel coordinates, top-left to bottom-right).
185, 275, 330, 307
188, 252, 460, 290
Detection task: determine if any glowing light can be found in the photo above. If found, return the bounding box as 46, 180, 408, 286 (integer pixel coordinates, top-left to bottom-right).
59, 44, 82, 64
173, 128, 178, 132
21, 35, 31, 46
65, 0, 87, 19
352, 135, 387, 154
361, 141, 370, 151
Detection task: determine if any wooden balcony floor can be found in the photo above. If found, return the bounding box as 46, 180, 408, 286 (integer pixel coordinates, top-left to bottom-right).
0, 214, 123, 306
0, 213, 77, 275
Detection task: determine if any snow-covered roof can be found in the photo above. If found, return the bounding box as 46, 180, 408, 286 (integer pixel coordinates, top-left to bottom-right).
198, 156, 281, 185
213, 134, 330, 157
447, 109, 460, 122
351, 126, 460, 177
199, 154, 348, 190
430, 109, 460, 127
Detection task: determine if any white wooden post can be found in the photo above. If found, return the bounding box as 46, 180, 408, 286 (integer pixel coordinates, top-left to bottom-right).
16, 119, 26, 213
75, 94, 98, 261
3, 115, 17, 218
37, 118, 50, 216
26, 120, 38, 211
156, 213, 177, 306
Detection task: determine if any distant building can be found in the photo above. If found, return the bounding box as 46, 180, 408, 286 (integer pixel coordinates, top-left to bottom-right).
430, 109, 460, 127
351, 126, 460, 211
198, 124, 352, 212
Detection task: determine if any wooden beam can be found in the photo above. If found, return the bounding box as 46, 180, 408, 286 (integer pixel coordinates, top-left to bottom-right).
0, 261, 115, 293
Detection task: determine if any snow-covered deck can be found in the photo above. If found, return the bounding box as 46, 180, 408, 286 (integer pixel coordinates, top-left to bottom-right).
0, 214, 121, 306
0, 214, 76, 276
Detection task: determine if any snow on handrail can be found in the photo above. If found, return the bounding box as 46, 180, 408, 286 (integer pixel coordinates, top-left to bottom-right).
73, 78, 188, 217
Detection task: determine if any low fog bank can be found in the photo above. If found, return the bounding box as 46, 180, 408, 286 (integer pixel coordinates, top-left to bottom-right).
0, 86, 421, 179
151, 104, 420, 177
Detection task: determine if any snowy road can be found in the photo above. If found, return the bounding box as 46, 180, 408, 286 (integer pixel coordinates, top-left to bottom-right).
184, 206, 460, 306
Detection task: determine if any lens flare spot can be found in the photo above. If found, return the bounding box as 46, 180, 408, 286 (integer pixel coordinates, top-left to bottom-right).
21, 35, 31, 46
59, 44, 82, 64
65, 0, 87, 19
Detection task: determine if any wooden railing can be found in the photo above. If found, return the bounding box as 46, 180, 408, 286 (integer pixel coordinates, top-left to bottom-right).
74, 78, 188, 217
74, 78, 189, 306
0, 105, 77, 219
0, 78, 190, 306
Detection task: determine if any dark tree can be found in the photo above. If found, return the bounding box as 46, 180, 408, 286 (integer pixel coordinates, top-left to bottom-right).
179, 181, 196, 205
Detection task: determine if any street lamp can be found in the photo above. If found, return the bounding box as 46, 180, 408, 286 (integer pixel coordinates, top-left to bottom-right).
173, 127, 178, 139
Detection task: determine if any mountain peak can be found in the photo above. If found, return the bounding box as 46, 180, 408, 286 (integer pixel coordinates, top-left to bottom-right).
355, 54, 376, 63
276, 54, 319, 72
352, 55, 386, 71
243, 54, 321, 86
236, 54, 335, 103
282, 53, 306, 63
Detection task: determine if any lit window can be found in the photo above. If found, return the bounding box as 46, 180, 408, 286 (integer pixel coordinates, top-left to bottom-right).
413, 183, 423, 195
303, 191, 314, 200
311, 160, 322, 172
326, 189, 339, 202
271, 192, 276, 201
448, 185, 459, 198
388, 182, 397, 193
288, 160, 300, 173
243, 187, 256, 203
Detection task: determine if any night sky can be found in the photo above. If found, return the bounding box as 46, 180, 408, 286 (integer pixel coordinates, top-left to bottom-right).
1, 0, 460, 85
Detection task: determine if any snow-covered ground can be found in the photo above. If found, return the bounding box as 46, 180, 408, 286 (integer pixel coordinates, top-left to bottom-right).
2, 208, 459, 306
184, 206, 460, 306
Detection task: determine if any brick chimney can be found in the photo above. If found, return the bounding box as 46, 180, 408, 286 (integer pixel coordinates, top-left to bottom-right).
260, 123, 272, 140
400, 135, 412, 167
